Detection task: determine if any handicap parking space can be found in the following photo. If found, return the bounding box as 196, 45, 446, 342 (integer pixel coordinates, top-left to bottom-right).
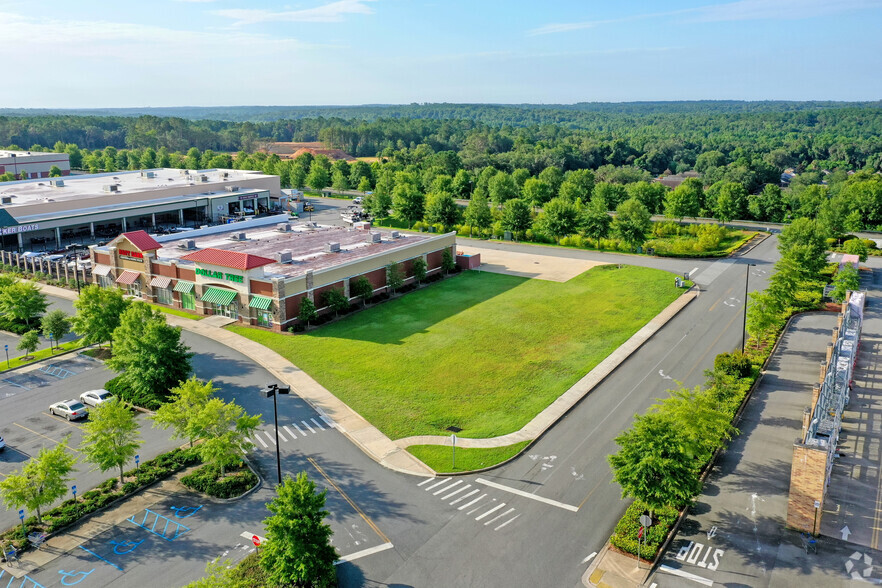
0, 354, 101, 400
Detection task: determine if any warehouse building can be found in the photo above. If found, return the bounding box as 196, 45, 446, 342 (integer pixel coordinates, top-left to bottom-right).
0, 167, 285, 251
89, 221, 456, 331
0, 150, 70, 180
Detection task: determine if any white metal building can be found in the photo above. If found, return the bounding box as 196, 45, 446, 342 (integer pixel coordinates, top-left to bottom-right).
0, 151, 70, 180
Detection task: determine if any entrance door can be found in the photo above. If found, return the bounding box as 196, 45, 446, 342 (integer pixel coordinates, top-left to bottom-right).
181, 292, 195, 310
212, 301, 238, 319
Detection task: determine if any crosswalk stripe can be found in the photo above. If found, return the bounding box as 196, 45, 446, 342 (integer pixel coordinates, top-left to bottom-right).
417, 478, 436, 487
475, 503, 506, 521
450, 489, 479, 505
254, 435, 268, 449
435, 480, 462, 495
266, 432, 277, 445
494, 514, 520, 531
302, 420, 316, 434
283, 426, 297, 439
310, 418, 325, 431
458, 494, 486, 511
441, 484, 471, 500
276, 429, 288, 442
320, 415, 336, 428
484, 507, 515, 526
293, 423, 306, 436
425, 479, 449, 492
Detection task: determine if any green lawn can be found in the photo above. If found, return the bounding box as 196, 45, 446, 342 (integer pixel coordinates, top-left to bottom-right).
1, 339, 89, 371
407, 442, 530, 473
230, 266, 684, 440
146, 303, 201, 320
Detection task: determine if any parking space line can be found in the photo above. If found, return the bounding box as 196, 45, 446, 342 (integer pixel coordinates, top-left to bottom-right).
475, 503, 506, 521
293, 423, 306, 436
43, 412, 83, 430
308, 457, 390, 544
79, 545, 123, 572
275, 429, 287, 442
310, 418, 325, 431
13, 422, 80, 452
484, 507, 515, 526
301, 420, 316, 434
254, 434, 268, 449
283, 426, 297, 439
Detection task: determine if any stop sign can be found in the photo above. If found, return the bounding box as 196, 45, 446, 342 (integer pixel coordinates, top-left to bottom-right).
252, 535, 261, 547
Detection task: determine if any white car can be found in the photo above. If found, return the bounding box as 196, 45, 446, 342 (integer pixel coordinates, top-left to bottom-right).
79, 389, 114, 407
49, 400, 89, 421
353, 197, 363, 205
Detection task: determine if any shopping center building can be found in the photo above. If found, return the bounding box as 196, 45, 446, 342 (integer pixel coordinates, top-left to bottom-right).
89, 219, 456, 331
0, 167, 285, 251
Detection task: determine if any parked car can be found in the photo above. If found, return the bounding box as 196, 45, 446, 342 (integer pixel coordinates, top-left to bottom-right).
79, 389, 114, 407
303, 203, 315, 212
353, 197, 363, 205
0, 435, 5, 452
48, 400, 89, 421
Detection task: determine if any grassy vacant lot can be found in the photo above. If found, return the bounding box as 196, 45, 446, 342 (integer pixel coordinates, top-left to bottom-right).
230, 266, 683, 440
408, 442, 530, 474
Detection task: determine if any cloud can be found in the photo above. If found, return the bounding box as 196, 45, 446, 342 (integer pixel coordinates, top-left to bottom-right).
213, 0, 376, 26
528, 0, 882, 35
173, 0, 218, 3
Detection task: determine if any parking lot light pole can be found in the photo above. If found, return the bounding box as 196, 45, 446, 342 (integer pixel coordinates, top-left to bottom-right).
259, 384, 290, 485
66, 243, 82, 295
742, 263, 756, 354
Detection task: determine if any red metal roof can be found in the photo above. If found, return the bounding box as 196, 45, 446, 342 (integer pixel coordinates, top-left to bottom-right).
115, 270, 141, 285
122, 231, 162, 252
179, 248, 276, 270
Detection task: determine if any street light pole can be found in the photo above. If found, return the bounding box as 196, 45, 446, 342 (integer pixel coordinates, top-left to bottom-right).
260, 384, 290, 485
742, 263, 756, 353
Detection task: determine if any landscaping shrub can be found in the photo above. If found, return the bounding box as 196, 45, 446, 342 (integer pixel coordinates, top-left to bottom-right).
181, 462, 258, 499
713, 351, 753, 379
609, 501, 680, 560
104, 374, 162, 410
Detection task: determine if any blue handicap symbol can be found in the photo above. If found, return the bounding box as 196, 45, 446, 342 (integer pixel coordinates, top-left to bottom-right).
58, 569, 95, 586
169, 505, 203, 519
108, 539, 145, 555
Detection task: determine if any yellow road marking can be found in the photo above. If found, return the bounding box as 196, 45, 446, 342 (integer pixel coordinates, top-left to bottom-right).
578, 475, 608, 510
13, 422, 80, 452
308, 456, 390, 543
43, 412, 82, 429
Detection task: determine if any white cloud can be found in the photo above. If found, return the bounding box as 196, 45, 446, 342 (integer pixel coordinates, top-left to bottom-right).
213, 0, 376, 26
528, 0, 882, 35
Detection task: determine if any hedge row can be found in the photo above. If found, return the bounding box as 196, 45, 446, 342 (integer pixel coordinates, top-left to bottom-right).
181, 462, 258, 499
0, 448, 199, 550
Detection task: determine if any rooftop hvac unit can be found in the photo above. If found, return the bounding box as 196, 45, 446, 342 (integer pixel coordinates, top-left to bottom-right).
391, 231, 400, 238
222, 172, 229, 178
199, 175, 209, 182
102, 184, 119, 192
228, 232, 247, 241
225, 185, 240, 192
326, 242, 340, 253
276, 251, 292, 263
178, 239, 196, 250
276, 223, 292, 232
140, 171, 156, 179
49, 179, 64, 187
370, 232, 381, 243
1, 196, 12, 205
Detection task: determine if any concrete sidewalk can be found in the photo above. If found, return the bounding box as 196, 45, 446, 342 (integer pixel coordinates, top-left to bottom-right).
36, 282, 696, 477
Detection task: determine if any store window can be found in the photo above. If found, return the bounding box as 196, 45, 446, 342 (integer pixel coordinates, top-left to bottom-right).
181, 291, 196, 310
257, 311, 272, 327
98, 275, 114, 289
156, 287, 173, 305
127, 281, 142, 298
212, 301, 238, 319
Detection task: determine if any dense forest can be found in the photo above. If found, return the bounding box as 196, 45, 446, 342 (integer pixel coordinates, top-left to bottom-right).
2, 102, 882, 236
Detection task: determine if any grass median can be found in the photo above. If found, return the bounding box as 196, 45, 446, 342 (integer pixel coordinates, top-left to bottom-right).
230, 266, 684, 440
1, 338, 89, 371
407, 442, 531, 473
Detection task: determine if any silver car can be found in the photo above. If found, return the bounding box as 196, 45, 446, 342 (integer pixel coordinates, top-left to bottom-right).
48, 400, 89, 421
79, 389, 114, 407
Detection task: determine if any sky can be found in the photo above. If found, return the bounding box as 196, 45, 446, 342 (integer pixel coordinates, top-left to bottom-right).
1, 0, 881, 108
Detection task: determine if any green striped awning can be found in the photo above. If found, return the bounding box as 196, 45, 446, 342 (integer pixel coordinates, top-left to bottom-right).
173, 280, 195, 293
249, 295, 273, 310
201, 286, 238, 306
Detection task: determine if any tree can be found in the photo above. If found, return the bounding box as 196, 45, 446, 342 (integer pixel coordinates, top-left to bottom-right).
17, 330, 39, 358
500, 198, 532, 235
464, 195, 492, 235
711, 181, 748, 223
452, 169, 473, 199
366, 191, 392, 219
0, 439, 77, 524
441, 248, 456, 274
391, 182, 424, 227
41, 309, 70, 350
152, 377, 217, 448
290, 165, 307, 189
357, 177, 372, 193
538, 197, 580, 242
412, 257, 427, 284
72, 285, 129, 350
350, 276, 373, 307
613, 198, 651, 249
48, 165, 62, 177
778, 217, 828, 277
330, 169, 349, 191
843, 239, 869, 262
106, 302, 193, 405
593, 182, 628, 209
80, 399, 142, 483
559, 169, 595, 202
488, 172, 519, 205
748, 184, 787, 222
322, 288, 349, 317
0, 282, 47, 327
831, 265, 861, 303
424, 191, 459, 228
664, 178, 702, 221
608, 412, 701, 516
387, 263, 404, 294
746, 291, 784, 347
581, 197, 612, 241
521, 178, 552, 209
298, 298, 318, 327
260, 472, 338, 588
654, 385, 733, 464
305, 161, 330, 191
626, 181, 667, 215
192, 398, 259, 477
538, 166, 565, 198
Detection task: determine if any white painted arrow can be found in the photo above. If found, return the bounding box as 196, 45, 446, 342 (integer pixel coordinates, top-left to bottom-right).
842, 525, 852, 541
581, 551, 597, 564
659, 370, 672, 380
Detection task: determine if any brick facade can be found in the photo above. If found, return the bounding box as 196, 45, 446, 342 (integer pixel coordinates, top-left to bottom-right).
786, 443, 829, 533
